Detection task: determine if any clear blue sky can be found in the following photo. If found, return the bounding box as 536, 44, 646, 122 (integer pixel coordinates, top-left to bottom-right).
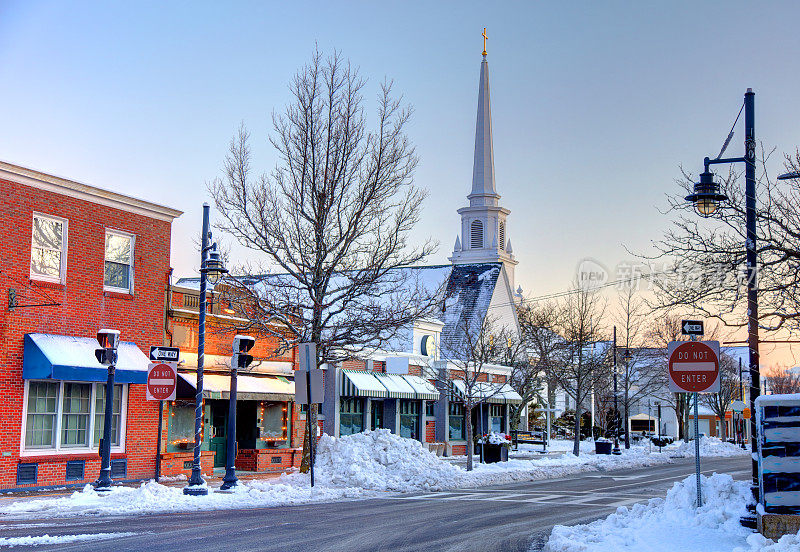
2, 1, 799, 340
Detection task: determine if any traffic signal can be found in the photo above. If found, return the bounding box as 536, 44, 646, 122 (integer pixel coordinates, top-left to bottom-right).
95, 329, 120, 366
232, 335, 255, 370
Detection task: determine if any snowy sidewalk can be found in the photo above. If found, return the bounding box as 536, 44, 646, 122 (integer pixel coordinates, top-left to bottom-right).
541, 473, 800, 552
0, 431, 749, 520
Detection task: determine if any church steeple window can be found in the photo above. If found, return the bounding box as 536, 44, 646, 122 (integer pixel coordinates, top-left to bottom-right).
499, 222, 505, 251
471, 220, 483, 249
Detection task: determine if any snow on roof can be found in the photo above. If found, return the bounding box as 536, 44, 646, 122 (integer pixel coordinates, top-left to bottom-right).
755, 393, 800, 406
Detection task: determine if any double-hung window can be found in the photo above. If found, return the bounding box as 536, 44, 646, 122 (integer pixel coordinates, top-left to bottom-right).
449, 402, 465, 441
22, 381, 127, 454
30, 213, 67, 283
104, 230, 134, 292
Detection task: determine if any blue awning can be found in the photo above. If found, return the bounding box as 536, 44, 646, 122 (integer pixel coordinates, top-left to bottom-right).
23, 333, 150, 384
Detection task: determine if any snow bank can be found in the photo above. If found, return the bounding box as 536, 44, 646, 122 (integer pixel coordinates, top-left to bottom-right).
0, 532, 137, 547
669, 436, 749, 458
315, 430, 463, 491
543, 473, 754, 552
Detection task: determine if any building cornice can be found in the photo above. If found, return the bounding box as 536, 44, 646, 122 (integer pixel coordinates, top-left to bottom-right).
0, 161, 183, 222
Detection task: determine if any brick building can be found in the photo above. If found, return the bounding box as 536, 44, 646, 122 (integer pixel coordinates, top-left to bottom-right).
159, 277, 306, 477
0, 162, 181, 490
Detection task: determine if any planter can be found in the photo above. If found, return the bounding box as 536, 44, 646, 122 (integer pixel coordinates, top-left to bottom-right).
475, 443, 509, 463
594, 440, 613, 455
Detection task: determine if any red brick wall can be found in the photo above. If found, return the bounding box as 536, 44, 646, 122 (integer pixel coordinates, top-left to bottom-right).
425, 420, 436, 442
0, 177, 174, 489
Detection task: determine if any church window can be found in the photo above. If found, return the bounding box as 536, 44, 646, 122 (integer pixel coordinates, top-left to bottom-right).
470, 220, 483, 249
499, 222, 505, 250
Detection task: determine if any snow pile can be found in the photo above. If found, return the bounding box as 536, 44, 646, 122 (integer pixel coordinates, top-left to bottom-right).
670, 436, 750, 458
735, 531, 800, 552
543, 473, 754, 552
315, 429, 463, 491
0, 532, 137, 547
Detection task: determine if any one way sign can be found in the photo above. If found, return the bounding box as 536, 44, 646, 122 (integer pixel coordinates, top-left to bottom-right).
681, 320, 704, 336
150, 346, 180, 362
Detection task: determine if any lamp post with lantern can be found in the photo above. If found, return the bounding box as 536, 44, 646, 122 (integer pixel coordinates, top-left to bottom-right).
684, 89, 759, 523
184, 203, 228, 496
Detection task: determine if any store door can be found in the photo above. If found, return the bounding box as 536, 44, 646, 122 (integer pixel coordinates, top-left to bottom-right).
210, 401, 228, 468
371, 400, 384, 430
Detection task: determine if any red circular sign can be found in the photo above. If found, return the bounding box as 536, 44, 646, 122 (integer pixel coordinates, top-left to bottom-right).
147, 363, 177, 400
668, 342, 719, 392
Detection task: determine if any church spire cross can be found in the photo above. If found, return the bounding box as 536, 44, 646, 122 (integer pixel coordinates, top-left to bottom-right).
482, 27, 488, 56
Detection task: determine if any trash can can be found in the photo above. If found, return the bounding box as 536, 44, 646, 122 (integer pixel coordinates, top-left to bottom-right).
594, 440, 613, 455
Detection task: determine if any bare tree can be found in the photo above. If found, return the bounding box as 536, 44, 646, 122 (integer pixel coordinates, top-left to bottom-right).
210, 48, 437, 467
701, 353, 740, 441
501, 330, 542, 432
764, 367, 800, 394
436, 316, 515, 472
645, 149, 800, 335
549, 285, 608, 456
615, 284, 665, 448
516, 301, 565, 435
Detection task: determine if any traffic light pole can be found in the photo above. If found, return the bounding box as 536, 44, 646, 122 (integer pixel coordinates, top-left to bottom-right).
221, 363, 239, 490
96, 361, 116, 491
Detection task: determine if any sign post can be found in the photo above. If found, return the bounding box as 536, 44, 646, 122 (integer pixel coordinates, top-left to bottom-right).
668, 333, 719, 508
146, 351, 179, 482
297, 343, 322, 487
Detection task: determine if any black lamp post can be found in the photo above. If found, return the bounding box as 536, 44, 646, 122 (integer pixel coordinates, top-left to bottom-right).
94, 329, 120, 492
685, 89, 760, 524
611, 327, 621, 455
184, 203, 228, 496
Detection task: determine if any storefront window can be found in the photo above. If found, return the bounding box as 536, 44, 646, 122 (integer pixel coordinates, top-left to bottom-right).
449, 402, 465, 440
93, 384, 123, 447
61, 383, 91, 447
489, 404, 506, 434
166, 402, 196, 452
371, 400, 384, 430
340, 398, 364, 436
425, 401, 435, 417
25, 381, 59, 448
399, 400, 420, 439
261, 403, 287, 441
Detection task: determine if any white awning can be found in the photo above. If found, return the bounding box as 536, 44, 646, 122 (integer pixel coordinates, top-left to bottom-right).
178, 372, 294, 401
450, 380, 522, 405
341, 369, 388, 398
374, 373, 417, 399
401, 375, 439, 401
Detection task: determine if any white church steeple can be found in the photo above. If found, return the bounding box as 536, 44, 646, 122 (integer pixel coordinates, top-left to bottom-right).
449, 32, 518, 289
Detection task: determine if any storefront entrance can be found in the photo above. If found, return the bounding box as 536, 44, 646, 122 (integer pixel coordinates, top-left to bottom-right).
209, 400, 228, 468
371, 400, 384, 430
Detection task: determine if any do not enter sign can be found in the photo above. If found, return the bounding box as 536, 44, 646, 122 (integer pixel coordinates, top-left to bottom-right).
147, 362, 177, 401
667, 340, 720, 393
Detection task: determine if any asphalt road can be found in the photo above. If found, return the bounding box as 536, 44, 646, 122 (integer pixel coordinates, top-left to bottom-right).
0, 456, 750, 552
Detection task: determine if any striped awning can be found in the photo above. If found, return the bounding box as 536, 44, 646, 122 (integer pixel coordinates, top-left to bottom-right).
401, 375, 439, 400
178, 372, 294, 401
340, 370, 440, 400
341, 369, 388, 398
450, 380, 523, 405
373, 373, 416, 399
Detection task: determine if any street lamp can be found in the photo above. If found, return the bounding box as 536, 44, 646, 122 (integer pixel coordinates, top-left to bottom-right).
184, 203, 228, 496
94, 329, 120, 492
685, 88, 760, 525
622, 348, 633, 449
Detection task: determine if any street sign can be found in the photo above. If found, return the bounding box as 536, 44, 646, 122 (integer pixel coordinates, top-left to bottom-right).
150, 346, 180, 362
667, 340, 720, 393
730, 400, 747, 412
146, 362, 178, 401
295, 369, 324, 404
681, 320, 704, 336
298, 342, 316, 372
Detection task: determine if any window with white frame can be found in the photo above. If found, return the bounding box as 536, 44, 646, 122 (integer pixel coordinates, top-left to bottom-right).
30, 213, 67, 283
22, 381, 126, 453
104, 230, 134, 292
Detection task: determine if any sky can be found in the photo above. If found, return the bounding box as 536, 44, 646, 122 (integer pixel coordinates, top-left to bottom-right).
2, 1, 800, 366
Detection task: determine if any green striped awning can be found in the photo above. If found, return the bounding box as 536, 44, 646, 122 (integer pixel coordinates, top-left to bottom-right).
401, 375, 439, 400
449, 380, 522, 405
373, 373, 416, 399
340, 369, 388, 398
